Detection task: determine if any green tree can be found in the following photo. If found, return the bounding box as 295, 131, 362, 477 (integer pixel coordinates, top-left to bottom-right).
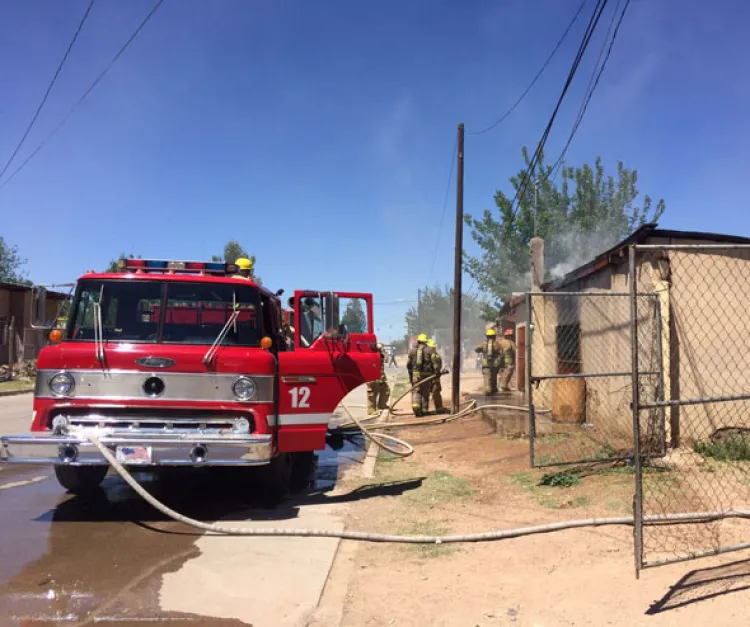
105, 252, 140, 273
405, 286, 486, 337
465, 148, 666, 314
341, 299, 367, 334
0, 237, 30, 284
213, 240, 261, 283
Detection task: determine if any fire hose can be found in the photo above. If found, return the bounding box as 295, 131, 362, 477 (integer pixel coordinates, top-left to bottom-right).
72, 428, 750, 545
70, 380, 750, 548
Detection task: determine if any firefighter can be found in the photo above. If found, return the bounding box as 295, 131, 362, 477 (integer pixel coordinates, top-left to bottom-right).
366, 343, 391, 415
427, 339, 446, 413
499, 328, 516, 392
387, 345, 397, 368
475, 328, 501, 395
233, 257, 253, 279
406, 333, 434, 416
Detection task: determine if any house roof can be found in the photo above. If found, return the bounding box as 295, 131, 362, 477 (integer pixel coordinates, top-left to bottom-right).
542, 224, 750, 291
0, 281, 68, 299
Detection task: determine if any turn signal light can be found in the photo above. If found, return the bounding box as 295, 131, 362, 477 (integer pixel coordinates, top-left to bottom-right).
260, 336, 273, 350
48, 329, 63, 344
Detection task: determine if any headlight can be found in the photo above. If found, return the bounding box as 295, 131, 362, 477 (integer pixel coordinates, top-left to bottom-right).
49, 372, 74, 397
232, 377, 256, 401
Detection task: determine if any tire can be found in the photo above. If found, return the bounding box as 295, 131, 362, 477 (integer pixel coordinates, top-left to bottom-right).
289, 452, 316, 493
54, 465, 109, 496
257, 453, 293, 504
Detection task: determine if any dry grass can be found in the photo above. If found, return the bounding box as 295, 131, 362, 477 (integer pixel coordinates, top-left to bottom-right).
0, 379, 34, 394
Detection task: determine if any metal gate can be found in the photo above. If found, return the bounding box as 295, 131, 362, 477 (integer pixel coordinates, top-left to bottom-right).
527, 290, 664, 468
631, 244, 750, 575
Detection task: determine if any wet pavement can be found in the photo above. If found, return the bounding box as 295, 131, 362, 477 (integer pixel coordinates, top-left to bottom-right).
0, 414, 367, 626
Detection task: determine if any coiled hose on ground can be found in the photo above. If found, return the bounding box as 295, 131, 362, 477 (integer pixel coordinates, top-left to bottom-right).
333, 371, 551, 457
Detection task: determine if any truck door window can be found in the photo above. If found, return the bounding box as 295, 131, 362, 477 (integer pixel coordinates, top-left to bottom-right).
298, 296, 324, 347
338, 297, 369, 334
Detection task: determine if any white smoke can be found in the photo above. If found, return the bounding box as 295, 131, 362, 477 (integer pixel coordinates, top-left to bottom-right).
546, 227, 623, 282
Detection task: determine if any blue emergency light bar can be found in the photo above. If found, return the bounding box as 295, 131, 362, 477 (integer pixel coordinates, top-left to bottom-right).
117, 259, 238, 275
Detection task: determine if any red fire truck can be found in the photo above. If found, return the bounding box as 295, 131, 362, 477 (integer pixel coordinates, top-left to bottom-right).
0, 259, 380, 496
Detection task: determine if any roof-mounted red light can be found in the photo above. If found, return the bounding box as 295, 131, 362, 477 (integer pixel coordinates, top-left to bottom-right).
117, 259, 233, 275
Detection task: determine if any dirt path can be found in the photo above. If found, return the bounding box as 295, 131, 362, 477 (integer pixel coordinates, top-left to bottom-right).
310, 378, 750, 627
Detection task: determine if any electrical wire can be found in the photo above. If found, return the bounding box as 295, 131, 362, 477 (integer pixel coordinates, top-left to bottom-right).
427, 140, 457, 287
508, 0, 610, 219
468, 0, 589, 136
549, 0, 632, 183
0, 0, 166, 192
0, 0, 97, 183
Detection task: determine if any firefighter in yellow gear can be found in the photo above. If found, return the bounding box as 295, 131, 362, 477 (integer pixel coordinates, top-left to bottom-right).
406, 333, 434, 416
426, 339, 446, 413
475, 328, 501, 395
232, 257, 253, 279
498, 328, 516, 391
367, 343, 391, 415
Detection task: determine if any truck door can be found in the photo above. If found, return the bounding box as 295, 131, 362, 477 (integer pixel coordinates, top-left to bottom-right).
276, 291, 380, 452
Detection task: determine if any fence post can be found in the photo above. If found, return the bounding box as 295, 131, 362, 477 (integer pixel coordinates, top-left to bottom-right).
7, 316, 15, 381
654, 298, 667, 456
629, 246, 643, 578
526, 292, 535, 467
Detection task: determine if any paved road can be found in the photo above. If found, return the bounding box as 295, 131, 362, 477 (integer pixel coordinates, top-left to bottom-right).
0, 390, 370, 626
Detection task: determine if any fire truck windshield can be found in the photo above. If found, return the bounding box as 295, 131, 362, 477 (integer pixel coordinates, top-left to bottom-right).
67, 279, 261, 346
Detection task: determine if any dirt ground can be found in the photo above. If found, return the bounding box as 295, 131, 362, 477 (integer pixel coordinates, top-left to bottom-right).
311, 374, 750, 627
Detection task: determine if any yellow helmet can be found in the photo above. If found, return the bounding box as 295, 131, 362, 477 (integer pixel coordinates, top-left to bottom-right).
235, 258, 253, 271
486, 328, 497, 337
427, 339, 436, 348
417, 333, 428, 343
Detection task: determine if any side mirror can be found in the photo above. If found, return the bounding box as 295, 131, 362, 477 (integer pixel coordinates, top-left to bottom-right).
30, 286, 51, 330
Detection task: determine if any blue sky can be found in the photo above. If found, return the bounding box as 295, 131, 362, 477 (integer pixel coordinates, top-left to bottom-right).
2, 0, 750, 342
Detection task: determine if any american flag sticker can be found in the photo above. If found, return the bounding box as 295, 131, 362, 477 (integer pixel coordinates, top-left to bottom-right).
116, 446, 152, 464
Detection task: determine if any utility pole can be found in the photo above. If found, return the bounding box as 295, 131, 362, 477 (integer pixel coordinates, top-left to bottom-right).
533, 179, 539, 236
451, 123, 465, 414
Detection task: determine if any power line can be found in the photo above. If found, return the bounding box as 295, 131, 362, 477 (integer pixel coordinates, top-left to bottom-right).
0, 0, 165, 192
426, 140, 457, 287
468, 0, 589, 136
0, 0, 97, 182
549, 0, 632, 182
462, 0, 610, 300
509, 0, 610, 219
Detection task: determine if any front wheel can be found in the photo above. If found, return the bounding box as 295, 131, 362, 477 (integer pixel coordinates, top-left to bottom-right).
54, 465, 109, 496
290, 452, 317, 493
256, 453, 293, 504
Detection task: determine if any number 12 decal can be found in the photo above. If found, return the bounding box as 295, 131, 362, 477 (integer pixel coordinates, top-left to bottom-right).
289, 386, 311, 408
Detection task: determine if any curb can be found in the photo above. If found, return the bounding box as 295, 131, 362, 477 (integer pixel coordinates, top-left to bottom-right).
0, 389, 34, 398
361, 373, 399, 479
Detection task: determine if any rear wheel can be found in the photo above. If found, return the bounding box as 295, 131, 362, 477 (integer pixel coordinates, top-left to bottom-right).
290, 452, 317, 493
54, 465, 109, 496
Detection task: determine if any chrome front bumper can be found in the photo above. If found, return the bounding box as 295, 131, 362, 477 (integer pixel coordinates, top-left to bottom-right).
0, 432, 273, 466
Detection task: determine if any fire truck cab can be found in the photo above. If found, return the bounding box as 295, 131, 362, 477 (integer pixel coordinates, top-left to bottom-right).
0, 259, 380, 497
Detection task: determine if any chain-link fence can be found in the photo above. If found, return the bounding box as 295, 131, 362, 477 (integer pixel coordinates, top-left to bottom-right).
529, 291, 664, 467
632, 244, 750, 572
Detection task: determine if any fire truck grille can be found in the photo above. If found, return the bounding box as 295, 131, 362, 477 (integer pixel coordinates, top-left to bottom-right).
49, 408, 256, 435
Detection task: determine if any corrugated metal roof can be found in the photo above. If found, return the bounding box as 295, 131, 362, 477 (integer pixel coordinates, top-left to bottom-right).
542, 224, 750, 291
0, 281, 68, 298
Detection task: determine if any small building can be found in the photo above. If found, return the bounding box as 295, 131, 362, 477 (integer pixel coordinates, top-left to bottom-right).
504, 224, 750, 449
0, 282, 68, 365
